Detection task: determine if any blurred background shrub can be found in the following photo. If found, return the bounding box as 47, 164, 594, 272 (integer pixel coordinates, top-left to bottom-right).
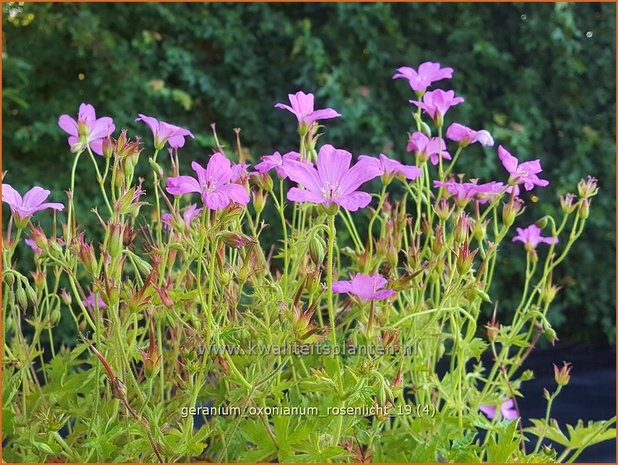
3, 2, 615, 344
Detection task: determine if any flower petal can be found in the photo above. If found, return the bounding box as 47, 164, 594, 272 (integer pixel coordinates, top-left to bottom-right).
23, 186, 51, 209
337, 191, 372, 211
58, 115, 78, 136
166, 176, 201, 196
283, 160, 322, 193
2, 184, 22, 209
316, 144, 352, 187
218, 183, 250, 205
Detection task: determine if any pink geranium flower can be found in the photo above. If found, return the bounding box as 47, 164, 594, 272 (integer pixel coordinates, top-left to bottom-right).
166, 153, 250, 210
230, 162, 253, 184
82, 292, 106, 309
136, 114, 194, 150
162, 203, 202, 230
434, 179, 506, 206
283, 144, 382, 212
2, 185, 64, 227
25, 239, 42, 255
358, 153, 422, 181
275, 91, 341, 126
512, 224, 558, 251
255, 151, 301, 179
332, 273, 396, 302
58, 103, 115, 155
480, 398, 519, 421
406, 132, 451, 166
392, 62, 454, 93
446, 122, 494, 147
411, 89, 464, 124
498, 146, 549, 195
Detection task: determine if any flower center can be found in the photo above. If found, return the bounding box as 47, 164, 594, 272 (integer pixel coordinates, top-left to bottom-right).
321, 182, 340, 199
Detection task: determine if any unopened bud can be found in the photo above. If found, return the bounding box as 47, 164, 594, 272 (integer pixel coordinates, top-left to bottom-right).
60, 288, 72, 306
252, 190, 267, 214
50, 307, 62, 324
108, 223, 124, 258
220, 231, 255, 249
577, 199, 590, 220
148, 158, 164, 177
17, 287, 28, 311
308, 234, 326, 266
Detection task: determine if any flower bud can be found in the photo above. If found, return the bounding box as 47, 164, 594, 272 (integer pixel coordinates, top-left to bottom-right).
108, 223, 124, 258
50, 307, 62, 325
502, 197, 524, 227
102, 137, 114, 159
79, 239, 98, 275
308, 234, 326, 266
544, 326, 559, 345
148, 157, 164, 177
577, 199, 590, 220
553, 362, 572, 386
60, 288, 72, 306
472, 219, 487, 242
456, 242, 477, 275
220, 231, 256, 249
17, 286, 28, 311
535, 216, 548, 229
25, 284, 38, 307
252, 190, 267, 214
434, 199, 450, 222
453, 213, 471, 244
254, 173, 274, 193
386, 244, 399, 269
29, 226, 49, 252
543, 388, 551, 400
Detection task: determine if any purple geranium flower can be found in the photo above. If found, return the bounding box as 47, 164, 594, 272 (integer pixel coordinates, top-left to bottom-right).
82, 292, 106, 309
255, 151, 301, 179
58, 103, 115, 156
498, 146, 549, 195
512, 224, 558, 251
283, 144, 382, 212
275, 91, 341, 127
406, 132, 451, 166
332, 273, 396, 302
136, 114, 194, 150
358, 153, 422, 181
392, 62, 454, 93
166, 153, 250, 210
411, 89, 464, 125
2, 185, 64, 226
446, 122, 494, 147
480, 398, 519, 421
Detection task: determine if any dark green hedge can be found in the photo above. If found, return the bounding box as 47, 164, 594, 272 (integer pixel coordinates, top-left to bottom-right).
3, 2, 615, 343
